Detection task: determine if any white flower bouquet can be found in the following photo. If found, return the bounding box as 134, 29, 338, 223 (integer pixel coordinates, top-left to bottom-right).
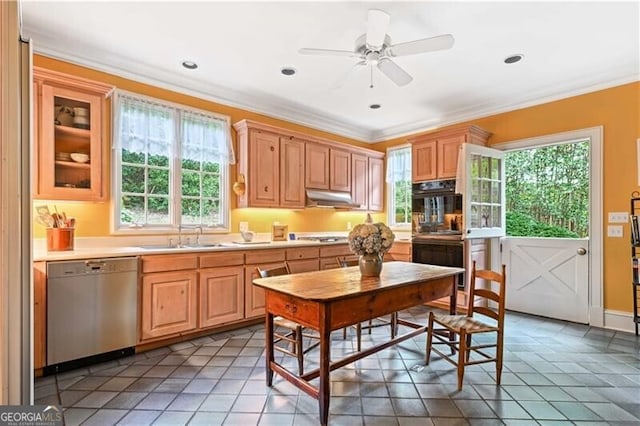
347, 222, 395, 256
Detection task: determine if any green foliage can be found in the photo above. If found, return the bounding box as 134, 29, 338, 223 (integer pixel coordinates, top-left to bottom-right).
506, 212, 579, 238
394, 179, 412, 225
505, 141, 589, 238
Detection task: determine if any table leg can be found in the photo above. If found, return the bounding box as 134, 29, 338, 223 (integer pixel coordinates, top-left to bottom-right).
265, 311, 274, 386
318, 310, 331, 426
450, 275, 458, 314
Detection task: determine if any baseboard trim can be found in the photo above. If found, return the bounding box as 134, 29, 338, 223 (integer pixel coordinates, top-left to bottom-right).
603, 309, 636, 333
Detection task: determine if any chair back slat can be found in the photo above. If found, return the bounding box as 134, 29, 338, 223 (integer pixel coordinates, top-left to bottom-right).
467, 261, 506, 326
474, 288, 499, 303
256, 262, 291, 278
336, 256, 359, 268
473, 306, 499, 321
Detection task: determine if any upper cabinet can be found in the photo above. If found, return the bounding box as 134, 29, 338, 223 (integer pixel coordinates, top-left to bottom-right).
33, 68, 113, 201
234, 121, 305, 208
305, 143, 351, 192
351, 154, 384, 211
234, 120, 384, 210
409, 125, 491, 182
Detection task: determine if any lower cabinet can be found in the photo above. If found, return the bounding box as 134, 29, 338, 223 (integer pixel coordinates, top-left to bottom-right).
319, 244, 353, 269
34, 262, 47, 370
141, 270, 198, 340
386, 241, 412, 262
244, 249, 287, 318
199, 266, 245, 328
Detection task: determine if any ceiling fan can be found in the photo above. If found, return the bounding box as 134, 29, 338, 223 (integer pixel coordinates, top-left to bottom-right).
299, 9, 454, 87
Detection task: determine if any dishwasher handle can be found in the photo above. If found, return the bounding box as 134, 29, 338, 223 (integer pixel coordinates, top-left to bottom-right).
85, 260, 107, 272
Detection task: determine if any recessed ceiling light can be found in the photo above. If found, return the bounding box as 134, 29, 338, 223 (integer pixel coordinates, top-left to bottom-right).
369, 104, 381, 109
281, 67, 296, 76
182, 61, 198, 70
504, 54, 524, 64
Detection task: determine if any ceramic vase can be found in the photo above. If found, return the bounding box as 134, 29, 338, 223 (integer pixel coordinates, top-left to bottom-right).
359, 253, 383, 277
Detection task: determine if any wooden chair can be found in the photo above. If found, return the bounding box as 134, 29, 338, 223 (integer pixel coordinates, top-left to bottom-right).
256, 262, 319, 375
336, 256, 398, 351
425, 261, 506, 391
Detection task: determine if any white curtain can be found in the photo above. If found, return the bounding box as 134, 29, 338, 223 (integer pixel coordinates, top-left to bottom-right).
115, 91, 235, 164
386, 145, 411, 183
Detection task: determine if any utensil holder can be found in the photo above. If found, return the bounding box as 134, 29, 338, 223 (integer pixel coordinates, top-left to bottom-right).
47, 228, 74, 251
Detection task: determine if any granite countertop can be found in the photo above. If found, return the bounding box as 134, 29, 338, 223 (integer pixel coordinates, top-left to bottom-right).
33, 232, 412, 262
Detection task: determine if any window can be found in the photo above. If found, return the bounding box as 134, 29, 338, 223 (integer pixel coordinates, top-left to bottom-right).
386, 145, 412, 228
113, 91, 234, 232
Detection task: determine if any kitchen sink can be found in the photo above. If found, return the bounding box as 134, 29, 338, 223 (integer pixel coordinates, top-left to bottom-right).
136, 243, 225, 250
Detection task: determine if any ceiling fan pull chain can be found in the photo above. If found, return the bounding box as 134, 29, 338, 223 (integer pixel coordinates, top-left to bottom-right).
370, 65, 374, 89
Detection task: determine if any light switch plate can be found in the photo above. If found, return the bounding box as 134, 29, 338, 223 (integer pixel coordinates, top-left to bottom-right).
607, 225, 623, 237
608, 212, 629, 223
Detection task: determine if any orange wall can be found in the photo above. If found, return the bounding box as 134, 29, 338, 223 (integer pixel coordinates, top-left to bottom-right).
374, 82, 640, 314
34, 55, 640, 313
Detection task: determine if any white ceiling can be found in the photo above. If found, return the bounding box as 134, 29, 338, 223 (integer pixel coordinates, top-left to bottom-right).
20, 1, 639, 143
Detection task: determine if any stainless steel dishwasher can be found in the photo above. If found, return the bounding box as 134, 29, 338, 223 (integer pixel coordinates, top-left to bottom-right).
46, 257, 138, 373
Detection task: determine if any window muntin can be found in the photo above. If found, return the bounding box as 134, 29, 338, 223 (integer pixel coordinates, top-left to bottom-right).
386, 145, 412, 228
114, 92, 233, 232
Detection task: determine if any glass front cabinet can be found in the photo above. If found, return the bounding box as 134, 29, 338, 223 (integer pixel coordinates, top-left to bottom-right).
33, 68, 113, 201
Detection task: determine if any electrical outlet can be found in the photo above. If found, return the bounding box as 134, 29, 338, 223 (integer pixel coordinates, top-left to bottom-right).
608, 212, 629, 223
239, 221, 249, 232
607, 225, 623, 237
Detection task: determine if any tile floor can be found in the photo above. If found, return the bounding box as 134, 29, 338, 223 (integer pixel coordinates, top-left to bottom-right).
35, 306, 640, 425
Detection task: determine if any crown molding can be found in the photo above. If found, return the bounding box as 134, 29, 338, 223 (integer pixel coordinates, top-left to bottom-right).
26, 27, 638, 145
27, 29, 374, 142
370, 73, 639, 142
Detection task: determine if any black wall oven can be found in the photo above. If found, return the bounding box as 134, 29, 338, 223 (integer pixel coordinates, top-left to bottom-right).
412, 236, 465, 289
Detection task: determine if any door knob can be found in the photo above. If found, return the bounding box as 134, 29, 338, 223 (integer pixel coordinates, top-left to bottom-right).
577, 247, 587, 255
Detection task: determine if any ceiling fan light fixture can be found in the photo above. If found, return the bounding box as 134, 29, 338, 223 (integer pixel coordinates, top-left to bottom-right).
504, 54, 524, 64
181, 61, 198, 70
281, 67, 297, 76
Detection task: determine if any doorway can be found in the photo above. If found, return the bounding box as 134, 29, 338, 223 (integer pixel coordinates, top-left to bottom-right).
494, 127, 603, 326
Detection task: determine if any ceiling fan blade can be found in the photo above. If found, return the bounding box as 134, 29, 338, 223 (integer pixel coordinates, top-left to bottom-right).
377, 58, 413, 86
329, 61, 366, 90
298, 48, 359, 58
366, 9, 390, 48
387, 34, 455, 57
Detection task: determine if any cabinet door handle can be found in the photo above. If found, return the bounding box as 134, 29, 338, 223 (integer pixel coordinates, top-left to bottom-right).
270, 146, 275, 152
264, 186, 269, 192
577, 247, 587, 255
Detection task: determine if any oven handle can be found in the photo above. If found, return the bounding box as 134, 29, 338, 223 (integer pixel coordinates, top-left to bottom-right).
412, 239, 464, 246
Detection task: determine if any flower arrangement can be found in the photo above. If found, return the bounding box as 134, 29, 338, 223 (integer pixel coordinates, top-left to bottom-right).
347, 221, 395, 256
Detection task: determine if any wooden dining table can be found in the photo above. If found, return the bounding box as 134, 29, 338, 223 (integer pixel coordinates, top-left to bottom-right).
253, 261, 464, 425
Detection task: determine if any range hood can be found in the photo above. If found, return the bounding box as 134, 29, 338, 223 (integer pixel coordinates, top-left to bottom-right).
306, 189, 361, 209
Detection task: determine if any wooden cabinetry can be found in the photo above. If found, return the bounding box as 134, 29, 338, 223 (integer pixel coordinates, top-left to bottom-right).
409, 125, 491, 182
33, 68, 113, 201
306, 143, 330, 189
286, 246, 320, 273
141, 270, 198, 340
330, 148, 351, 192
234, 121, 305, 208
319, 244, 353, 269
352, 154, 384, 211
386, 241, 412, 262
200, 266, 245, 328
33, 262, 47, 370
234, 119, 385, 210
244, 249, 286, 317
199, 252, 245, 328
306, 143, 352, 192
140, 254, 198, 340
